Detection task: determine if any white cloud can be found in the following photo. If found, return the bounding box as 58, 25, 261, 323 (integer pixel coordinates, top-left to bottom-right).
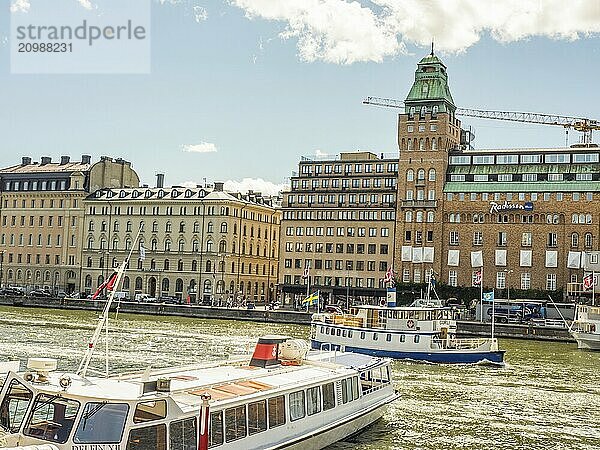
193, 5, 208, 22
182, 142, 218, 153
10, 0, 30, 13
230, 0, 600, 63
314, 149, 328, 158
224, 178, 288, 196
77, 0, 94, 10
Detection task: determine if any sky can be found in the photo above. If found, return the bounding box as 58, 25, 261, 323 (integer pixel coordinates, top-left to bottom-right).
1, 0, 599, 195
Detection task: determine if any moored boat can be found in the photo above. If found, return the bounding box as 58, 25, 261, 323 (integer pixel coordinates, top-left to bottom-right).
311, 304, 505, 365
0, 335, 397, 450
570, 304, 600, 350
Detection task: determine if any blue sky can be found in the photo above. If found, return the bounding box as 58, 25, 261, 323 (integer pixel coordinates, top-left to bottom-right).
1, 0, 599, 194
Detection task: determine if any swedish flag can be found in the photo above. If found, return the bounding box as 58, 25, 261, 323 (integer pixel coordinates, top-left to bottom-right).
302, 291, 319, 306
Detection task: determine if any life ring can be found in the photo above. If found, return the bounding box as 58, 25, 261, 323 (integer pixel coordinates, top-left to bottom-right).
379, 299, 386, 307
407, 319, 415, 328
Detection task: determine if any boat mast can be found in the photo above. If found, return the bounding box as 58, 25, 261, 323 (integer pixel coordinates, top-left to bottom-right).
77, 226, 142, 378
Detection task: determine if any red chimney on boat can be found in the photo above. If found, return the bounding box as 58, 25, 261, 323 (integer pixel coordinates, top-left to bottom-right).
249, 336, 289, 368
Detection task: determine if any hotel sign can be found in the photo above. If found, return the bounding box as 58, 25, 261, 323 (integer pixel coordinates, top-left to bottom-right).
489, 201, 533, 213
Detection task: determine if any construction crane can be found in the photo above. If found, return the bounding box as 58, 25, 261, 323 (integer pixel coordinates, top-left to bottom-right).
363, 96, 600, 145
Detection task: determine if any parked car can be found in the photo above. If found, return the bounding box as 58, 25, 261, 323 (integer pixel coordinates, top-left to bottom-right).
29, 289, 52, 298
160, 296, 183, 305
0, 287, 25, 296
134, 293, 157, 303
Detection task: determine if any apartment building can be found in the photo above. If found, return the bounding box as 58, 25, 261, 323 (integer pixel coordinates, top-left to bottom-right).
82, 182, 280, 303
0, 155, 139, 293
279, 151, 398, 304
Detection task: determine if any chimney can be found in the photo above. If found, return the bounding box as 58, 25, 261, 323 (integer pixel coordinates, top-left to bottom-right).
40, 156, 52, 165
156, 173, 165, 188
21, 157, 32, 165
81, 155, 91, 164
60, 156, 70, 165
214, 182, 224, 192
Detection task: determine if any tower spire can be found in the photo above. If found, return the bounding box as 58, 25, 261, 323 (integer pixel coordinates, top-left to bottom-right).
431, 41, 434, 56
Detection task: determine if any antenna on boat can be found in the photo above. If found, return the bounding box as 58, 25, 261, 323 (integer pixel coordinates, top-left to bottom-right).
77, 225, 143, 378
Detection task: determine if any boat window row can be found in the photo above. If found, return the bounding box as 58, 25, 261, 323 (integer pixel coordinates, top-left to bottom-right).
378, 309, 453, 321
323, 326, 354, 338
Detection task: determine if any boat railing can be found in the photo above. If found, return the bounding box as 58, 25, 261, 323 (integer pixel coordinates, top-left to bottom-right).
431, 337, 490, 350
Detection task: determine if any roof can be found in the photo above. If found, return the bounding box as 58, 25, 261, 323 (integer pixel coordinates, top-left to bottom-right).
0, 162, 90, 175
405, 53, 454, 111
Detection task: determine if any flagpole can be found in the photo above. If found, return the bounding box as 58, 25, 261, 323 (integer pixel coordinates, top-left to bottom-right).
491, 288, 495, 340
480, 265, 484, 323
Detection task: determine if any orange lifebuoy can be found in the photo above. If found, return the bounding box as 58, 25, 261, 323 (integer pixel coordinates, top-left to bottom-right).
380, 299, 386, 307
407, 319, 415, 328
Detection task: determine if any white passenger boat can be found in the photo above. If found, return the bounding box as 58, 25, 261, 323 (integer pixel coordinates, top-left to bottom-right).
570, 304, 600, 350
0, 336, 397, 450
311, 304, 504, 365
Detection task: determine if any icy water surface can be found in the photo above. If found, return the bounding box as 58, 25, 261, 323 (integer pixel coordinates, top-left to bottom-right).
1, 306, 599, 450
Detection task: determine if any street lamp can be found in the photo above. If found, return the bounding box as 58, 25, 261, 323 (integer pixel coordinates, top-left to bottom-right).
504, 269, 513, 301
0, 251, 4, 290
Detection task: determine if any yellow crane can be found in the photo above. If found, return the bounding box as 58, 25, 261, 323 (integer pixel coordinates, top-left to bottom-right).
363, 96, 600, 145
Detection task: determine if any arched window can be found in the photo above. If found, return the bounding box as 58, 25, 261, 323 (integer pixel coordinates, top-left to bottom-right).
150, 259, 156, 270
100, 238, 108, 250
416, 212, 423, 223
579, 214, 585, 224
218, 260, 225, 273
427, 211, 435, 222
207, 222, 214, 233
125, 239, 132, 250
203, 279, 212, 295
220, 222, 228, 233
88, 220, 94, 231
162, 278, 169, 292
165, 221, 172, 233
432, 139, 437, 150
206, 240, 213, 252
192, 240, 199, 252
135, 277, 143, 291
406, 169, 414, 182
123, 276, 130, 290
584, 233, 593, 248
179, 221, 185, 233
233, 223, 237, 235
586, 214, 592, 224
164, 259, 170, 270
432, 105, 439, 117
152, 221, 159, 232
191, 260, 198, 271
151, 239, 158, 251
417, 169, 425, 181
571, 233, 579, 248
112, 238, 119, 251
420, 106, 427, 117
206, 260, 212, 273
407, 140, 413, 151
164, 239, 171, 251
113, 220, 119, 232
178, 240, 185, 252
87, 237, 94, 249
193, 222, 200, 233
428, 168, 436, 181
219, 240, 227, 253
405, 211, 413, 222
99, 257, 104, 268
101, 221, 107, 232
176, 278, 184, 293
419, 139, 424, 151
126, 220, 132, 232
409, 106, 416, 118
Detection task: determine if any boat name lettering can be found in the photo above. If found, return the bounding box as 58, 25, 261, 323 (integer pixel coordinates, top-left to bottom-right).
489, 201, 533, 213
73, 445, 121, 450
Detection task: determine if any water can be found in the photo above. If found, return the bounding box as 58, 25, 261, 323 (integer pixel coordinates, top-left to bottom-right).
1, 306, 599, 450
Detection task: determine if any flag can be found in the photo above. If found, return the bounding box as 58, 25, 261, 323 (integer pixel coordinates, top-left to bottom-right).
92, 272, 117, 300
302, 291, 319, 306
430, 273, 437, 288
482, 291, 494, 301
472, 269, 482, 286
583, 273, 595, 291
301, 265, 310, 280
383, 266, 394, 283
139, 245, 146, 261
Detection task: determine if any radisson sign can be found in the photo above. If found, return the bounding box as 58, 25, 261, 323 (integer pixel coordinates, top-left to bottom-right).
489, 201, 534, 213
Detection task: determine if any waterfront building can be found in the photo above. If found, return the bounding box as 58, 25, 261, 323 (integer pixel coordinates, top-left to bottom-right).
279, 151, 398, 305
0, 155, 139, 294
395, 53, 600, 295
82, 181, 280, 303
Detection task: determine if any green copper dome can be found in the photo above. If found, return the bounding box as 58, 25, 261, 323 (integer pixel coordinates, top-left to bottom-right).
404, 52, 455, 114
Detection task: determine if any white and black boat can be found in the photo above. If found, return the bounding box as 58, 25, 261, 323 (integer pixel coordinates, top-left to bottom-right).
570, 304, 600, 350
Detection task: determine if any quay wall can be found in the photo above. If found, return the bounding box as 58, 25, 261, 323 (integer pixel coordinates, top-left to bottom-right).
0, 296, 574, 342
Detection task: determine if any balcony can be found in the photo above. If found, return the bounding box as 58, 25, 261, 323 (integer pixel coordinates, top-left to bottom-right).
400, 200, 437, 208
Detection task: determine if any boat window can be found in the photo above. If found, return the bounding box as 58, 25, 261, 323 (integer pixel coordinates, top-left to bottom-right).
320, 326, 324, 333
169, 417, 197, 450
224, 405, 246, 442
208, 410, 223, 447
325, 327, 329, 335
0, 379, 32, 433
371, 367, 383, 387
414, 335, 420, 343
267, 395, 286, 428
382, 366, 391, 384
74, 402, 129, 444
348, 330, 353, 338
126, 424, 167, 450
306, 386, 321, 416
247, 400, 267, 435
342, 329, 347, 338
23, 393, 80, 444
372, 333, 378, 341
360, 331, 365, 340
400, 334, 406, 343
336, 329, 341, 336
341, 378, 351, 404
352, 377, 360, 400
386, 333, 392, 342
133, 399, 167, 423
322, 383, 335, 411
289, 390, 305, 421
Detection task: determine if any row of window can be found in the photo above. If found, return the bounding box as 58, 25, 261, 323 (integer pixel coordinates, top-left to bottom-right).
299, 161, 398, 176
3, 198, 75, 209
449, 172, 598, 182
447, 231, 594, 249
284, 275, 384, 288
444, 270, 557, 290
282, 210, 395, 221
288, 191, 396, 205
323, 326, 422, 344
284, 242, 389, 255
285, 259, 389, 272
447, 213, 594, 225
2, 215, 75, 227
3, 253, 64, 267
3, 179, 71, 192
285, 226, 390, 238
1, 233, 75, 247
403, 230, 435, 245
445, 191, 595, 202
449, 153, 599, 165
292, 177, 399, 191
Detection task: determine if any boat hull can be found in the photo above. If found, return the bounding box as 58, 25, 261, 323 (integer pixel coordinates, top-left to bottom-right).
571, 332, 600, 350
311, 340, 505, 365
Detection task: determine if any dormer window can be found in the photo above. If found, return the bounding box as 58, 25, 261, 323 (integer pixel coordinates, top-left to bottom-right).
420, 106, 427, 119
432, 105, 439, 118
409, 106, 416, 119
421, 83, 428, 95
